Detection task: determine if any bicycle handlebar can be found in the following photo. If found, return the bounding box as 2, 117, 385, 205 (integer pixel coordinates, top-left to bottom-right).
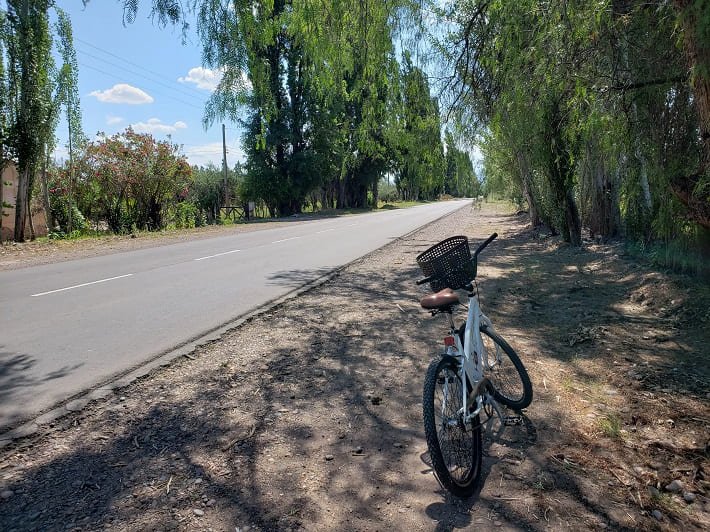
416, 233, 498, 285
474, 232, 497, 257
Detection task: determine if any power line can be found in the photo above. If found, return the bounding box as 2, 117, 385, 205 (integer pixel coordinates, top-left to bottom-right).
76, 47, 209, 104
75, 37, 208, 98
79, 62, 205, 111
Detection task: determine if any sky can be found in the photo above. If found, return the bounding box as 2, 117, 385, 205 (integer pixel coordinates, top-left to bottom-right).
49, 1, 244, 168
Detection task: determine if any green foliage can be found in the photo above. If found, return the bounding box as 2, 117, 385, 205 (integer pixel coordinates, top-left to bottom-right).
1, 2, 84, 241
441, 0, 708, 255
47, 174, 86, 233
444, 130, 480, 198
392, 54, 446, 201
74, 128, 192, 233
186, 163, 240, 225
127, 0, 430, 213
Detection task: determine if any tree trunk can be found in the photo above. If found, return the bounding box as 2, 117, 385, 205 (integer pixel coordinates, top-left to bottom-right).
563, 188, 582, 247
515, 150, 541, 227
0, 162, 5, 244
671, 0, 710, 228
544, 97, 583, 246
14, 166, 30, 242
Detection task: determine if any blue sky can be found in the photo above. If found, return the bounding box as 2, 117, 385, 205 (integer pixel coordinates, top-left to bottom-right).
50, 1, 243, 167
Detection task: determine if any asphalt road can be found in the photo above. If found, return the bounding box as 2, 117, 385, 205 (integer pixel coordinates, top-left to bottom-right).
0, 200, 470, 430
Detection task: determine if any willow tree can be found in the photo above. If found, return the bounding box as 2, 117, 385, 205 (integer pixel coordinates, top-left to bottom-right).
114, 0, 408, 213
439, 0, 707, 247
671, 0, 710, 229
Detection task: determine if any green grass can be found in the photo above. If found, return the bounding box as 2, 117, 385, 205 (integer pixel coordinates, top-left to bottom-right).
378, 200, 428, 209
597, 413, 622, 439
627, 238, 710, 278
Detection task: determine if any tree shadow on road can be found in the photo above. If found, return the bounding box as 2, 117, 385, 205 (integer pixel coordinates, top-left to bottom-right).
0, 349, 83, 432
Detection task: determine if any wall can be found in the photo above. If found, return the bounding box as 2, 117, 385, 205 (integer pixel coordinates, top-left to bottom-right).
1, 163, 48, 242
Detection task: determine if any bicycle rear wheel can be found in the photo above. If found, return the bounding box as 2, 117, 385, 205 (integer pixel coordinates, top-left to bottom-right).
480, 325, 533, 410
422, 356, 482, 498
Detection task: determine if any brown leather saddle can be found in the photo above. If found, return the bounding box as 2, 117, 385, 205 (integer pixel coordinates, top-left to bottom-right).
419, 288, 460, 310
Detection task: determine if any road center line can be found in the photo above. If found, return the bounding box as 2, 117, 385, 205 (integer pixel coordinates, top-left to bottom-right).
194, 249, 241, 261
31, 274, 134, 297
272, 237, 301, 243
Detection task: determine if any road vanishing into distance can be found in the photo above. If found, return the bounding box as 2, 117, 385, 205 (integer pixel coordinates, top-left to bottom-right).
0, 200, 470, 431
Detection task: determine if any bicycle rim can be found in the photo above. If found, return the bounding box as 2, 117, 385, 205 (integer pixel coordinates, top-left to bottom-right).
423, 357, 482, 495
481, 326, 533, 410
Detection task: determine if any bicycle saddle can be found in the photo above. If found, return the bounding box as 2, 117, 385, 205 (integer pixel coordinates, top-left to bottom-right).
420, 288, 460, 310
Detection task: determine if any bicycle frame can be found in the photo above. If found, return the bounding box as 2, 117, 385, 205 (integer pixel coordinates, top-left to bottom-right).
443, 290, 504, 426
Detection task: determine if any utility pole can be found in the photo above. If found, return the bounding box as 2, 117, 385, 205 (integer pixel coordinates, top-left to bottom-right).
222, 123, 228, 210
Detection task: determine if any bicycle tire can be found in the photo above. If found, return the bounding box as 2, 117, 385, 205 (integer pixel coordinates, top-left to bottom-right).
480, 324, 533, 410
422, 355, 483, 498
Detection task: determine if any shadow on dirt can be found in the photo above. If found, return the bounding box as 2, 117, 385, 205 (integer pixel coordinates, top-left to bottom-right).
1, 210, 707, 531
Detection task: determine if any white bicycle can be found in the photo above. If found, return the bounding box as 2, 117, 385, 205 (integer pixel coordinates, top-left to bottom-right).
416, 233, 533, 497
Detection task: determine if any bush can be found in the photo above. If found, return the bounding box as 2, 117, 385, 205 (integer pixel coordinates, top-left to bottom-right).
174, 201, 198, 229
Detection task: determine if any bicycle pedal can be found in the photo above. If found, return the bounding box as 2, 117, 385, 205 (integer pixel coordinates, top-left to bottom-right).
503, 416, 523, 426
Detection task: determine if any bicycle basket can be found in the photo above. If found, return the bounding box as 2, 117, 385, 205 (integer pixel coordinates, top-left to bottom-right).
416, 235, 477, 292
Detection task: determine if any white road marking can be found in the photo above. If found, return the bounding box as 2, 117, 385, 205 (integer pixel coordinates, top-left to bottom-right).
272, 237, 301, 243
346, 223, 358, 227
31, 274, 134, 297
194, 249, 241, 261
315, 228, 336, 234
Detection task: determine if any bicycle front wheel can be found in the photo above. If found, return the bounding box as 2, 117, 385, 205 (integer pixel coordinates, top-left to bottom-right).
480, 325, 533, 410
422, 356, 483, 498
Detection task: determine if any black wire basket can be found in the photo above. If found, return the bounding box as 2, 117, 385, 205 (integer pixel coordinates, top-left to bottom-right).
416, 235, 477, 292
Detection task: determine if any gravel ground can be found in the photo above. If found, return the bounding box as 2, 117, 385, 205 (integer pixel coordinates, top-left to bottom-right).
0, 203, 708, 531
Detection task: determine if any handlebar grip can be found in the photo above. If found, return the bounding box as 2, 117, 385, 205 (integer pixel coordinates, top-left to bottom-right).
474, 233, 498, 256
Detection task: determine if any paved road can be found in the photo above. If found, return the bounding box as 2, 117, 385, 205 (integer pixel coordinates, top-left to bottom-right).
0, 200, 470, 430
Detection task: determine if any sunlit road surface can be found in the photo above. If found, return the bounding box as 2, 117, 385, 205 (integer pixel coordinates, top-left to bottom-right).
0, 200, 470, 431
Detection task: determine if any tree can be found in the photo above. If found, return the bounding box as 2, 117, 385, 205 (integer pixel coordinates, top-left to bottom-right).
0, 12, 13, 242
5, 0, 53, 242
112, 0, 409, 214
393, 54, 445, 201
671, 0, 710, 229
437, 0, 707, 249
1, 1, 83, 241
444, 130, 480, 199
77, 129, 192, 233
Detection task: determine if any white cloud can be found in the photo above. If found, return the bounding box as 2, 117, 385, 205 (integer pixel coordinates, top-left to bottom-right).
52, 145, 69, 163
131, 118, 188, 135
106, 115, 124, 125
184, 142, 245, 167
178, 67, 223, 91
90, 83, 154, 104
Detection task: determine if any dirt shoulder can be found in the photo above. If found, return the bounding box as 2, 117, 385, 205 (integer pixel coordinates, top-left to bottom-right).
0, 204, 708, 531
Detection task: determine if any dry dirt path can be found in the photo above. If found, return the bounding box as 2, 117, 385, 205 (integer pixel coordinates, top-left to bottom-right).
1, 203, 708, 531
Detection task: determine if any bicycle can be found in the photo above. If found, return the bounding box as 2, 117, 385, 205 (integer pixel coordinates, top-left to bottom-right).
415, 233, 533, 497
